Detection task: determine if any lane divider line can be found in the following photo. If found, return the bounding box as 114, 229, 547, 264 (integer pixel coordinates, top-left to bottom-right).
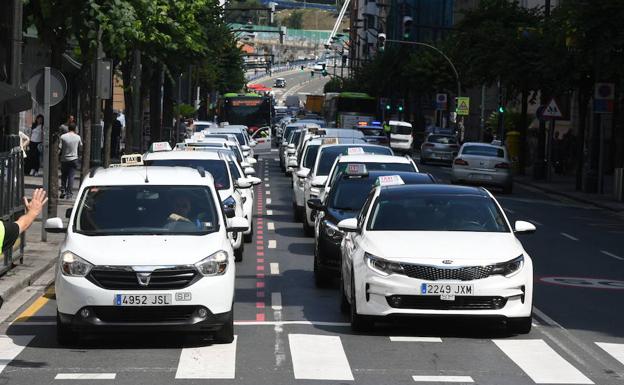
412, 376, 473, 383
560, 232, 579, 241
268, 240, 277, 249
55, 373, 117, 380
271, 292, 282, 310
270, 263, 280, 275
600, 250, 623, 261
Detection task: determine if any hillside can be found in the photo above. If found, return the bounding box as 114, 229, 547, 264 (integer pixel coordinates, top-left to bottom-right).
275, 9, 349, 31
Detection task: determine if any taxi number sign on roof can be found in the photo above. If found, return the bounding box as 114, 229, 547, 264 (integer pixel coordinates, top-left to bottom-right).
347, 147, 365, 155
346, 163, 367, 175
151, 142, 172, 152
322, 137, 339, 145
376, 175, 404, 186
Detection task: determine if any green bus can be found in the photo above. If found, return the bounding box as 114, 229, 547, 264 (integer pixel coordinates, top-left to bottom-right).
218, 93, 272, 132
323, 92, 377, 128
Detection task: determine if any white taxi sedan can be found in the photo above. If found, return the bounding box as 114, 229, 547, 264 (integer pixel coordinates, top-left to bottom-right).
339, 183, 535, 334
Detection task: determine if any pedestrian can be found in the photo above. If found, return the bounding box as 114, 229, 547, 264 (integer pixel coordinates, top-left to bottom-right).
383, 121, 391, 138
59, 123, 82, 199
27, 114, 44, 176
111, 112, 122, 159
0, 188, 48, 308
19, 129, 30, 160
59, 115, 75, 135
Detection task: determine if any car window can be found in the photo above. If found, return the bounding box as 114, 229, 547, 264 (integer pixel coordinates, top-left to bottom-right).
462, 145, 504, 157
328, 162, 416, 187
228, 160, 242, 179
428, 135, 457, 144
145, 159, 230, 190
329, 177, 377, 211
391, 125, 412, 135
74, 185, 219, 236
367, 194, 509, 232
316, 146, 393, 176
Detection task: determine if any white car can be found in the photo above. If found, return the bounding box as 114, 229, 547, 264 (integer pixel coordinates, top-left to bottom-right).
144, 150, 249, 261
302, 142, 393, 236
46, 159, 248, 345
339, 183, 535, 333
451, 142, 513, 193
207, 126, 256, 159
389, 120, 413, 153
292, 137, 324, 221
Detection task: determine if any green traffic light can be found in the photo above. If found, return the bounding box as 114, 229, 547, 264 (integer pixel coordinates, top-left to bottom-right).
385, 105, 391, 110
398, 105, 404, 112
498, 106, 505, 113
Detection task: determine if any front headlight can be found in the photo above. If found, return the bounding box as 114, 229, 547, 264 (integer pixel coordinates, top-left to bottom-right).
223, 196, 236, 209
365, 253, 404, 276
490, 255, 524, 277
323, 220, 343, 240
60, 251, 93, 277
195, 250, 229, 276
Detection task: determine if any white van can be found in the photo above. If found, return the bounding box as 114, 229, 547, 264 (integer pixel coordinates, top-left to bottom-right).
389, 120, 413, 153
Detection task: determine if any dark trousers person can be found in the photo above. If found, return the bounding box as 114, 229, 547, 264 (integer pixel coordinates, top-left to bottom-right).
60, 160, 78, 198
26, 142, 41, 174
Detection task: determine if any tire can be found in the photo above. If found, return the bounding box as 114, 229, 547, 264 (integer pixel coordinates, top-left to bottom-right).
313, 253, 331, 288
243, 219, 253, 243
503, 183, 513, 194
234, 237, 244, 262
303, 217, 314, 237
293, 202, 302, 222
214, 311, 235, 344
507, 316, 532, 335
350, 276, 374, 332
57, 311, 78, 346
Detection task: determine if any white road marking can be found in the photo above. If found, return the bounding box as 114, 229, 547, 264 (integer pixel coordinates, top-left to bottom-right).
412, 376, 473, 383
268, 240, 277, 248
390, 336, 442, 342
0, 335, 34, 374
55, 373, 116, 380
596, 342, 624, 366
270, 262, 280, 275
265, 183, 270, 187
264, 177, 269, 181
235, 320, 350, 326
271, 292, 282, 310
266, 190, 271, 195
600, 250, 624, 261
266, 198, 272, 204
271, 149, 278, 152
289, 334, 354, 380
493, 339, 593, 384
267, 222, 275, 230
560, 232, 579, 241
266, 210, 273, 215
273, 157, 280, 161
175, 336, 237, 379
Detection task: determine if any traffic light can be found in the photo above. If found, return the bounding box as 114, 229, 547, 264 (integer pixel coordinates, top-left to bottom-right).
385, 103, 391, 111
378, 33, 386, 52
402, 16, 413, 39
398, 104, 404, 112
498, 105, 505, 113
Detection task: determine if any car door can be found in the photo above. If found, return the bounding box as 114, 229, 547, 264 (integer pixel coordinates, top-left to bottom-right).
251, 126, 272, 154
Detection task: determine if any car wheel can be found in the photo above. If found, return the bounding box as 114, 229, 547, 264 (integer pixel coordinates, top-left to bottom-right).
303, 218, 314, 237
503, 183, 513, 194
292, 202, 302, 221
243, 223, 253, 243
213, 311, 235, 344
507, 316, 532, 335
350, 276, 374, 332
313, 253, 331, 288
234, 239, 244, 262
57, 311, 78, 346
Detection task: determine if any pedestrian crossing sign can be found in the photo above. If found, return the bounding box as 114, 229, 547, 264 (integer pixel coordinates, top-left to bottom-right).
542, 98, 563, 119
456, 97, 470, 116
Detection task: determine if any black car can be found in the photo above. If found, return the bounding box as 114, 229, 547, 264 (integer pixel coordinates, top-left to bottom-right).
307, 168, 436, 287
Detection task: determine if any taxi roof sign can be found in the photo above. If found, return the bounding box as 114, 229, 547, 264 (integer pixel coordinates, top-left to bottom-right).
308, 127, 319, 134
345, 163, 368, 176
149, 142, 172, 152
376, 175, 404, 187
347, 147, 365, 155
110, 154, 144, 167
322, 137, 339, 145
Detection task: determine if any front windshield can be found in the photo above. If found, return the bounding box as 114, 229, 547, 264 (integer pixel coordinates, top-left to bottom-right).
392, 125, 412, 135
144, 159, 230, 190
289, 131, 302, 145
329, 177, 375, 211
226, 132, 246, 146
303, 145, 320, 168
368, 194, 509, 232
317, 146, 393, 175
74, 185, 219, 235
329, 162, 416, 187
228, 160, 242, 179
227, 145, 244, 162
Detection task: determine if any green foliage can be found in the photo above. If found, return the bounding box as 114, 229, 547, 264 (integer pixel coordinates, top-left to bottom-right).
323, 78, 343, 93
174, 103, 197, 118
284, 10, 304, 29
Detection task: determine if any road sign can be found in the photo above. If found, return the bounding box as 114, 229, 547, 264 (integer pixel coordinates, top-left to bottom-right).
456, 97, 469, 116
594, 82, 615, 113
27, 67, 67, 107
542, 98, 562, 119
436, 93, 447, 110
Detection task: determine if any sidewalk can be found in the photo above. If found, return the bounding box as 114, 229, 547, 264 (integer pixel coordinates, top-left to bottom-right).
514, 173, 624, 213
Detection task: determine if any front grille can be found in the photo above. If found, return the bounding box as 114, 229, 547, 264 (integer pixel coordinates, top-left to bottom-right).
400, 264, 492, 281
88, 267, 200, 290
386, 295, 507, 310
92, 306, 198, 323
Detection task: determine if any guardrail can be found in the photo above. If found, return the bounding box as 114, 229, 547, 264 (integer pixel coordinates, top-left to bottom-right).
0, 147, 26, 275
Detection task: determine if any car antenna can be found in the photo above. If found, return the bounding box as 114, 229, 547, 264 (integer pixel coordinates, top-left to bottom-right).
144, 166, 149, 183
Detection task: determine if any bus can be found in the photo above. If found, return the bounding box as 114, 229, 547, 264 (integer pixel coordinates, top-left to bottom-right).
323, 92, 377, 128
218, 93, 272, 132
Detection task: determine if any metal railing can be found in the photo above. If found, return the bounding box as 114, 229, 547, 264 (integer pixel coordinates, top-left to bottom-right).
0, 146, 25, 275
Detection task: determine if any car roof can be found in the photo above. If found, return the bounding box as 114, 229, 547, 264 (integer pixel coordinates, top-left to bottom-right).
337, 154, 411, 163
144, 150, 222, 161
85, 166, 215, 187
378, 184, 489, 196
389, 120, 412, 127
320, 143, 388, 151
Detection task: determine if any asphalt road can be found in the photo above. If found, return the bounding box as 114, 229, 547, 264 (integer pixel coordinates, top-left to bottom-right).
254, 69, 331, 103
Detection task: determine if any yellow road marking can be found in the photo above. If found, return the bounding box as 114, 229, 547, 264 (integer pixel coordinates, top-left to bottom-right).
13, 286, 55, 323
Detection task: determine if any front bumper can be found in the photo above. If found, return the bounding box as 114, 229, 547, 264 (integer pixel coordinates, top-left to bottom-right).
317, 232, 342, 273
354, 260, 532, 318
451, 168, 512, 187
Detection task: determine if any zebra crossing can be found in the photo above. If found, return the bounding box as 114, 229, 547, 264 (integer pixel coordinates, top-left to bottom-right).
1, 329, 623, 384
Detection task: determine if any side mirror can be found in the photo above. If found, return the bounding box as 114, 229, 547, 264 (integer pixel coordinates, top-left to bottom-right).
287, 143, 295, 149
307, 198, 325, 211
296, 169, 310, 178
44, 217, 67, 233
65, 208, 73, 219
235, 178, 252, 189
514, 220, 536, 234
247, 176, 262, 185
247, 157, 258, 165
249, 140, 257, 147
223, 207, 236, 219
244, 167, 256, 176
227, 217, 250, 232
241, 145, 251, 151
338, 218, 359, 233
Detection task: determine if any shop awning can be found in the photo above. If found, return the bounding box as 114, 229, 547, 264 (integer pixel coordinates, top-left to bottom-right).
0, 82, 32, 116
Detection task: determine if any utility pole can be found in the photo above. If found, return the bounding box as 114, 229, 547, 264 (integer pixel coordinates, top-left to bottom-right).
8, 0, 23, 139
131, 49, 142, 152
91, 27, 104, 167
534, 0, 550, 179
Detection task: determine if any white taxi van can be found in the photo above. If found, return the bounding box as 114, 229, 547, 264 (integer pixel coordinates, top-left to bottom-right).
45, 155, 248, 345
339, 182, 535, 334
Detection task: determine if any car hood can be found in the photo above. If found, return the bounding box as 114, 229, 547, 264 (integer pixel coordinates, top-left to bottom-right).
311, 175, 328, 187
362, 231, 524, 265
63, 232, 226, 266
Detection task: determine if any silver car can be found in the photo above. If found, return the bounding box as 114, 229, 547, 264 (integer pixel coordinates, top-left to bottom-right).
420, 134, 459, 164
451, 142, 513, 193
